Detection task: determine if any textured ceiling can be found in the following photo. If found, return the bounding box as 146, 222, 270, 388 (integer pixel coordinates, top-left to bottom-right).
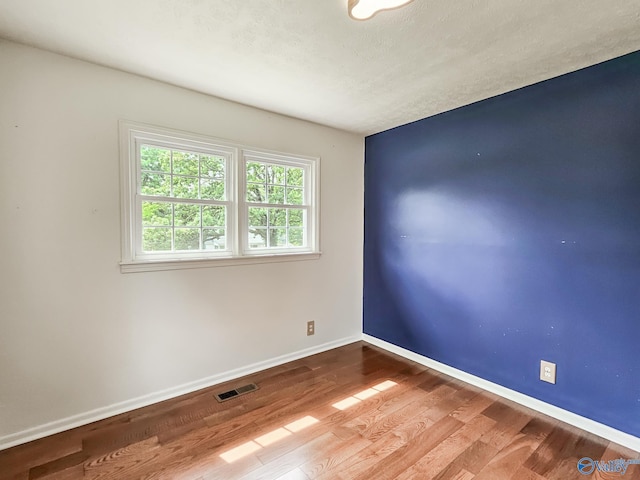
1, 1, 639, 135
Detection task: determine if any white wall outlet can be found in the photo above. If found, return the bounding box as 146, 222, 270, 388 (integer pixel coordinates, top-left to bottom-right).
307, 321, 315, 336
540, 360, 556, 384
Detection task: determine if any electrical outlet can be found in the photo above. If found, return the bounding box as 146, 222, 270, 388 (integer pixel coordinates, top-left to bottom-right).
307, 321, 315, 336
540, 360, 556, 384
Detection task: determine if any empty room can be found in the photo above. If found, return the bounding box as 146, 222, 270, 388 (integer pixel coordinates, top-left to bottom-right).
1, 1, 639, 479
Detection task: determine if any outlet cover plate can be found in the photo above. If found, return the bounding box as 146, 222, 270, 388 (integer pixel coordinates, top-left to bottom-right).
540, 360, 556, 384
307, 321, 315, 336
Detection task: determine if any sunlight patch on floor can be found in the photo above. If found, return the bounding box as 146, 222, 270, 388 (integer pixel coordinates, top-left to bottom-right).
255, 428, 292, 447
220, 380, 397, 463
285, 415, 319, 432
331, 380, 398, 410
219, 415, 320, 463
219, 440, 262, 463
354, 388, 379, 400
332, 396, 362, 410
372, 380, 397, 391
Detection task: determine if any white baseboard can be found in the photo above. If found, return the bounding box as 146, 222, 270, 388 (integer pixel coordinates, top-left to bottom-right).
363, 334, 640, 452
0, 335, 361, 451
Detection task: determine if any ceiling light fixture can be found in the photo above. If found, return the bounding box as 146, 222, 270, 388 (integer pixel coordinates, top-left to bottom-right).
348, 0, 414, 20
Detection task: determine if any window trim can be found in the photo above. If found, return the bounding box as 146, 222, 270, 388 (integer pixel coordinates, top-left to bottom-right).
240, 149, 318, 255
119, 121, 321, 273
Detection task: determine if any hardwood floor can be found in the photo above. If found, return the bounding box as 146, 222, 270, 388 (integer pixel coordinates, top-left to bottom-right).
1, 342, 638, 479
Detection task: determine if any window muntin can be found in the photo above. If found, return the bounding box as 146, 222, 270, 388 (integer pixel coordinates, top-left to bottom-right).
137, 144, 230, 255
141, 202, 227, 252
243, 157, 311, 252
247, 208, 307, 249
245, 162, 304, 205
120, 122, 319, 270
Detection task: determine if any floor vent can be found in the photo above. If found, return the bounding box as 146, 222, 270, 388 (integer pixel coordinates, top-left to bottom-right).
214, 383, 259, 402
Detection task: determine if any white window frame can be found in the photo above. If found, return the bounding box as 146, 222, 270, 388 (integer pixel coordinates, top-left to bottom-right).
119, 121, 320, 273
240, 150, 318, 256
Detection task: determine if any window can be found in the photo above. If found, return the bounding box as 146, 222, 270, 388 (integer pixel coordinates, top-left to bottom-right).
120, 122, 319, 272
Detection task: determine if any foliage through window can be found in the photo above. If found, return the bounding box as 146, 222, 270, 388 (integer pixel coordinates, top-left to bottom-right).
140, 146, 228, 253
245, 159, 306, 250
120, 122, 319, 271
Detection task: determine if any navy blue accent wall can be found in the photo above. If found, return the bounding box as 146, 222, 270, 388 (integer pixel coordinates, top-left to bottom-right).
364, 52, 640, 437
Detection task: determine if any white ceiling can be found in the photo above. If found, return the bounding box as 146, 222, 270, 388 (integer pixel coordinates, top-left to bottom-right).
1, 1, 639, 135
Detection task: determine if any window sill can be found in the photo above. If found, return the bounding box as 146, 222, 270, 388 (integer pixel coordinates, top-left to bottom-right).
120, 252, 322, 273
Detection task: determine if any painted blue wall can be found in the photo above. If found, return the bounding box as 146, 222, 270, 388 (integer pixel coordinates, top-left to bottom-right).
363, 52, 640, 437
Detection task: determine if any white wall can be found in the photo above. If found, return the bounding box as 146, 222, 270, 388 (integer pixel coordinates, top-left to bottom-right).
0, 40, 363, 446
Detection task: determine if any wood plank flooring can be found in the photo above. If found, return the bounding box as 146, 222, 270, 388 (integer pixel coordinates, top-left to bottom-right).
1, 342, 638, 479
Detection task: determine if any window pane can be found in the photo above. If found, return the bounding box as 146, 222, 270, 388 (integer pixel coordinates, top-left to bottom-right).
286, 187, 303, 205
288, 209, 303, 227
249, 228, 267, 249
173, 176, 198, 198
267, 186, 285, 204
249, 207, 267, 227
202, 205, 225, 228
289, 228, 304, 247
201, 155, 225, 178
269, 228, 287, 247
286, 167, 303, 186
142, 202, 172, 226
247, 183, 266, 202
143, 227, 172, 251
268, 164, 285, 185
270, 208, 286, 227
141, 173, 170, 196
246, 162, 266, 183
172, 151, 199, 176
141, 146, 170, 172
200, 178, 225, 200
174, 204, 200, 227
175, 228, 200, 250
203, 228, 226, 250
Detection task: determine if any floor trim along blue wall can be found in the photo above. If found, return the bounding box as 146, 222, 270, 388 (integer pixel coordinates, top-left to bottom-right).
364, 334, 640, 452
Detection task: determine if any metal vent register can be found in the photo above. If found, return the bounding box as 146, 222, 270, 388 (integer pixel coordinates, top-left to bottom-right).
214, 383, 259, 402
